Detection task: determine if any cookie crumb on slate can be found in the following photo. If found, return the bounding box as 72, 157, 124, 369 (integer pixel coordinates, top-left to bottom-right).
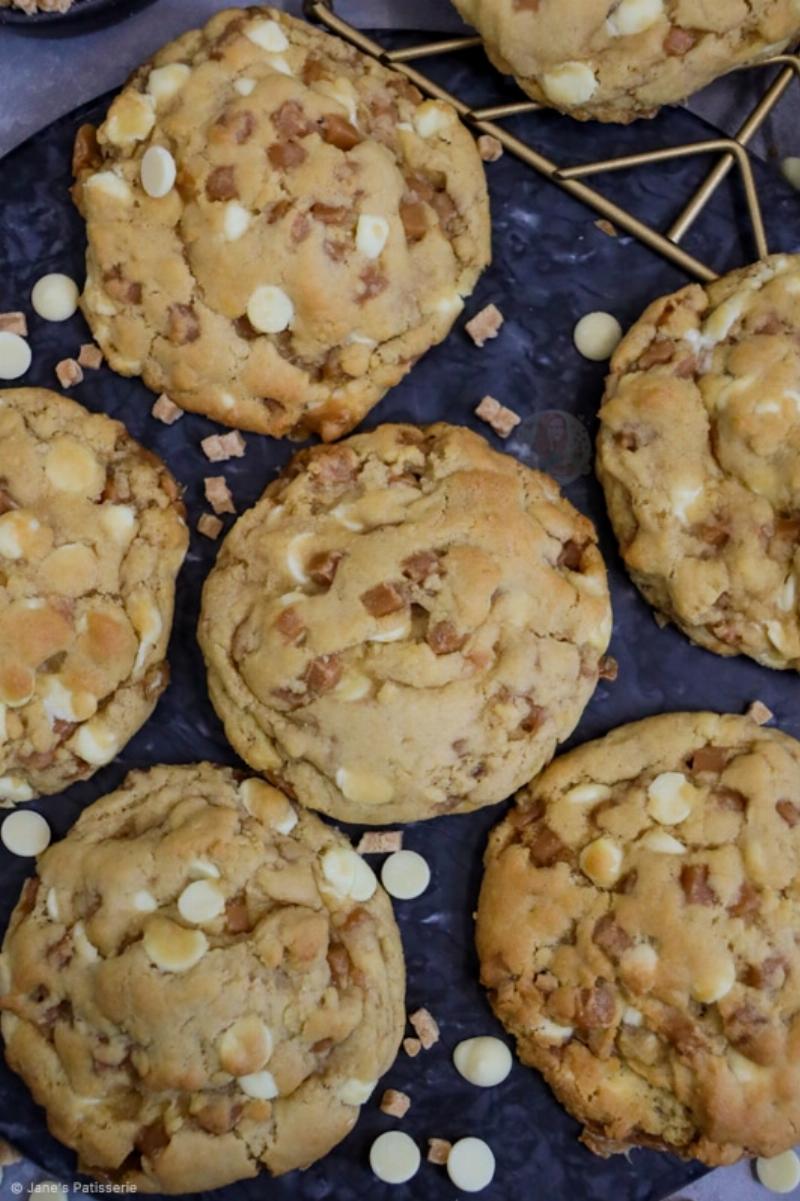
747, 699, 773, 725
403, 1037, 422, 1058
204, 475, 236, 516
594, 218, 618, 238
474, 395, 520, 438
55, 358, 83, 388
477, 134, 503, 162
197, 513, 223, 540
380, 1088, 411, 1118
151, 393, 183, 425
409, 1007, 439, 1050
357, 830, 403, 854
202, 431, 246, 462
427, 1138, 452, 1165
0, 312, 27, 336
78, 343, 103, 370
598, 655, 618, 681
465, 303, 504, 347
0, 1138, 22, 1167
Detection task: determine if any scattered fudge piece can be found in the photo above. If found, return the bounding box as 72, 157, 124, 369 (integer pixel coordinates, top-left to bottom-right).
474, 395, 520, 439
357, 830, 404, 854
204, 475, 236, 516
403, 1037, 422, 1057
78, 342, 104, 369
747, 700, 774, 725
0, 312, 27, 336
151, 393, 183, 425
202, 431, 247, 462
465, 303, 504, 348
197, 513, 223, 540
477, 134, 503, 162
427, 1138, 452, 1165
380, 1088, 411, 1118
55, 358, 83, 388
409, 1007, 439, 1050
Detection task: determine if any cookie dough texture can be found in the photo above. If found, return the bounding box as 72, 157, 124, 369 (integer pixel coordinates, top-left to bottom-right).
451, 0, 800, 123
72, 7, 490, 441
597, 254, 800, 670
0, 763, 405, 1193
198, 423, 612, 824
0, 388, 187, 803
477, 712, 800, 1164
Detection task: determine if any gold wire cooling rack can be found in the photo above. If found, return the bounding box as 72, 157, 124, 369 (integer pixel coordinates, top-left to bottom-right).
305, 0, 799, 283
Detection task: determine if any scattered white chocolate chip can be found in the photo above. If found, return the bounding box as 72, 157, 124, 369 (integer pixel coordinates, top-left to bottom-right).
0, 777, 34, 804
606, 0, 664, 37
447, 1138, 496, 1193
339, 1078, 376, 1106
623, 1007, 643, 1026
234, 77, 257, 96
31, 273, 79, 322
133, 889, 158, 913
223, 200, 252, 241
474, 394, 520, 438
178, 879, 225, 925
573, 311, 623, 361
465, 303, 504, 347
335, 767, 394, 806
197, 513, 223, 540
782, 157, 800, 191
140, 145, 177, 198
565, 783, 612, 805
453, 1036, 512, 1087
86, 171, 134, 204
381, 850, 430, 900
143, 915, 208, 972
542, 61, 598, 108
691, 956, 735, 1005
286, 531, 312, 584
238, 1069, 279, 1099
380, 1088, 411, 1118
369, 1131, 421, 1185
246, 18, 289, 52
579, 836, 623, 887
1, 810, 51, 857
219, 1016, 273, 1075
321, 846, 377, 902
409, 1007, 439, 1050
0, 511, 37, 560
151, 393, 183, 424
647, 772, 696, 825
147, 62, 191, 104
756, 1150, 800, 1194
413, 100, 454, 139
41, 676, 96, 724
0, 331, 32, 380
620, 942, 658, 991
356, 214, 390, 259
357, 830, 402, 854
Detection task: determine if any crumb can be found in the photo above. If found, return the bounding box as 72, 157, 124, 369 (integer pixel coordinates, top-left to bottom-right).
409, 1007, 439, 1050
598, 655, 618, 682
595, 218, 618, 237
357, 831, 403, 854
202, 431, 246, 462
427, 1138, 452, 1165
474, 395, 520, 439
654, 611, 670, 629
0, 312, 27, 336
55, 358, 83, 388
151, 393, 184, 425
477, 134, 503, 162
403, 1037, 421, 1057
197, 512, 223, 540
204, 475, 236, 515
0, 1138, 22, 1167
380, 1089, 411, 1118
465, 303, 504, 348
78, 342, 103, 370
746, 699, 773, 725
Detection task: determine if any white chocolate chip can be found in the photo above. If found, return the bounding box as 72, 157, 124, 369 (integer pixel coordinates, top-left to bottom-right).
1, 810, 50, 856
338, 1078, 376, 1106
356, 214, 390, 260
757, 1151, 800, 1194
147, 62, 191, 104
223, 201, 251, 241
266, 54, 293, 76
782, 157, 800, 191
670, 483, 702, 523
286, 532, 312, 584
330, 502, 364, 531
73, 920, 99, 962
41, 676, 97, 725
0, 331, 32, 381
381, 850, 430, 900
533, 1016, 573, 1043
85, 171, 133, 203
620, 942, 658, 991
46, 887, 60, 921
246, 285, 294, 334
647, 772, 696, 825
189, 858, 221, 880
320, 846, 377, 902
104, 91, 156, 146
238, 1069, 279, 1099
641, 829, 685, 854
239, 778, 298, 834
45, 438, 105, 496
101, 504, 136, 543
778, 574, 796, 613
573, 311, 623, 361
219, 1016, 273, 1076
447, 1138, 496, 1193
69, 720, 118, 767
0, 776, 34, 804
234, 77, 256, 96
143, 915, 208, 972
133, 890, 158, 913
579, 836, 623, 887
140, 145, 176, 198
334, 671, 372, 701
691, 955, 735, 1005
0, 704, 5, 745
606, 0, 664, 37
0, 511, 37, 560
245, 18, 289, 52
177, 879, 225, 925
413, 100, 455, 139
622, 1006, 643, 1026
31, 274, 79, 322
370, 1131, 421, 1185
564, 783, 612, 805
367, 616, 411, 643
452, 1037, 512, 1087
542, 62, 598, 107
335, 767, 394, 806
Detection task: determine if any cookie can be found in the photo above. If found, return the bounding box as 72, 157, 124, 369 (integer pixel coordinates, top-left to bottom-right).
450, 0, 800, 123
198, 423, 612, 824
596, 254, 800, 670
71, 7, 491, 441
0, 763, 405, 1193
0, 388, 187, 803
477, 711, 800, 1164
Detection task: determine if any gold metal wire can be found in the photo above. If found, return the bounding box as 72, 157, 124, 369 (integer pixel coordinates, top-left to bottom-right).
304, 0, 799, 282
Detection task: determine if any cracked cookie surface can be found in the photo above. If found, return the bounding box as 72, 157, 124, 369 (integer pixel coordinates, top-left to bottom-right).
450, 0, 800, 123
476, 711, 800, 1165
71, 6, 491, 441
0, 388, 187, 803
0, 763, 405, 1193
597, 254, 800, 670
198, 423, 612, 824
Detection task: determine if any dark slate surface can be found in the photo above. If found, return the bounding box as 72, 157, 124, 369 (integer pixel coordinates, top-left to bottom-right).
0, 33, 799, 1201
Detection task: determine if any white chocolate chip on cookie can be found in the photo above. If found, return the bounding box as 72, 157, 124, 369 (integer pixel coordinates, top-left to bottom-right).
147, 62, 191, 104
579, 836, 623, 887
69, 720, 118, 767
356, 215, 390, 260
104, 90, 156, 147
606, 0, 664, 37
321, 846, 377, 902
647, 772, 697, 825
238, 1069, 279, 1099
240, 778, 298, 833
413, 100, 455, 138
542, 62, 598, 107
45, 438, 105, 497
218, 1015, 273, 1076
245, 18, 289, 52
177, 879, 225, 925
335, 768, 394, 806
223, 201, 251, 241
246, 285, 294, 334
691, 955, 735, 1005
140, 145, 177, 199
143, 915, 208, 972
338, 1077, 376, 1105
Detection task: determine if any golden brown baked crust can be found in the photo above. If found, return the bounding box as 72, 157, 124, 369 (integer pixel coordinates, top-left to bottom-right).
597, 254, 800, 670
198, 422, 612, 824
450, 0, 800, 123
71, 6, 491, 440
0, 387, 187, 803
477, 712, 800, 1165
0, 763, 405, 1193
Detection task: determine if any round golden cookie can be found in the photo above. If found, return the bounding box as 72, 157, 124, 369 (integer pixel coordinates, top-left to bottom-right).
597, 254, 800, 670
0, 763, 405, 1193
450, 0, 800, 123
198, 422, 612, 825
71, 7, 490, 441
476, 712, 800, 1165
0, 388, 187, 803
